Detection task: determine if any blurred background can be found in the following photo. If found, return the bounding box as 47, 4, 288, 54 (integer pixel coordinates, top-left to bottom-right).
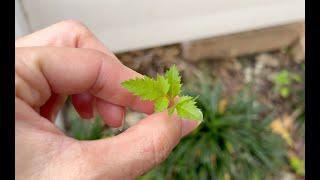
16, 0, 305, 179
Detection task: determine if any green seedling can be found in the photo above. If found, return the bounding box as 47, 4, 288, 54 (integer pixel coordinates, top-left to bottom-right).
140, 83, 286, 180
274, 70, 291, 86
273, 70, 302, 98
122, 65, 203, 122
70, 117, 105, 140
289, 154, 305, 176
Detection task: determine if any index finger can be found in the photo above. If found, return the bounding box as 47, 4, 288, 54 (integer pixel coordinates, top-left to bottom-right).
15, 46, 153, 114
15, 20, 123, 120
15, 20, 112, 55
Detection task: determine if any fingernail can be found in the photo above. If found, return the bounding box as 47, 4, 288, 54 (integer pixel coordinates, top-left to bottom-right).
181, 119, 201, 137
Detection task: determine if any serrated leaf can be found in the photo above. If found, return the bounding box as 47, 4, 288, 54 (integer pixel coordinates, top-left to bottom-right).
122, 66, 203, 122
167, 96, 192, 115
165, 65, 181, 98
121, 76, 169, 101
155, 97, 169, 112
156, 75, 170, 95
176, 96, 203, 121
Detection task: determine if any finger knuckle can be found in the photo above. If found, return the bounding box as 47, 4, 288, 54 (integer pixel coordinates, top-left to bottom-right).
89, 56, 106, 95
59, 20, 90, 34
60, 19, 86, 28
15, 49, 51, 106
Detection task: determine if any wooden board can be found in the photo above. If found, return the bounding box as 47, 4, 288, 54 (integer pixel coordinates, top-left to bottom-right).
182, 22, 305, 61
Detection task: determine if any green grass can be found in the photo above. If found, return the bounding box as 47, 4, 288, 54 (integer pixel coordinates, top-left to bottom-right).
140, 83, 287, 180
69, 115, 113, 140
66, 82, 288, 179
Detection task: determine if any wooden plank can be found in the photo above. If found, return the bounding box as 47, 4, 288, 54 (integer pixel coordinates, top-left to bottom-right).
182, 22, 304, 61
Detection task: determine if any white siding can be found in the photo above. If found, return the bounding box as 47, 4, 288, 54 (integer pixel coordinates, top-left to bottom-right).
18, 0, 305, 52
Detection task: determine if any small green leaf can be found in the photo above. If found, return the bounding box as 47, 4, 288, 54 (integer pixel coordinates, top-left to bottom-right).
165, 65, 181, 98
274, 70, 291, 86
122, 65, 202, 122
280, 87, 290, 98
291, 73, 302, 83
155, 97, 169, 112
289, 155, 305, 176
122, 76, 169, 101
156, 75, 170, 95
176, 96, 203, 121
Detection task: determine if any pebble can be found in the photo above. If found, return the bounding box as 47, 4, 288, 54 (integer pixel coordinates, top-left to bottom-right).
255, 53, 280, 68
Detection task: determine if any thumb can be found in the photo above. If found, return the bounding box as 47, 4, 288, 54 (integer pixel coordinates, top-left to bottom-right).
85, 111, 199, 179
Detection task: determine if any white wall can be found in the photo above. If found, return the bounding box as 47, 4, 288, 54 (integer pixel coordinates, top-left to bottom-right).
15, 0, 30, 38
18, 0, 305, 53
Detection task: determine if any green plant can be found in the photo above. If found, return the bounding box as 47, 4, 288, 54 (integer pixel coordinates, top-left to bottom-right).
273, 70, 302, 98
272, 66, 305, 138
289, 154, 305, 176
122, 65, 203, 121
140, 83, 286, 180
69, 116, 112, 140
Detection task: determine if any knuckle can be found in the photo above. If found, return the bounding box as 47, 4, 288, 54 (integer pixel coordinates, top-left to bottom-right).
88, 55, 106, 95
58, 20, 90, 34
15, 75, 34, 106
60, 19, 86, 29
15, 47, 52, 106
15, 47, 37, 61
88, 51, 120, 96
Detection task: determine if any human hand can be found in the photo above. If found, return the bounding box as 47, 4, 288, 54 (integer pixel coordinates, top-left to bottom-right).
15, 20, 199, 179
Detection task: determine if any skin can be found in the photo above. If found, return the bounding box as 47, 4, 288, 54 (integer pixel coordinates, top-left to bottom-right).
15, 20, 199, 180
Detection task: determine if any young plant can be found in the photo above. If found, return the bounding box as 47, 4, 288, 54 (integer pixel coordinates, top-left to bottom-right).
273, 70, 302, 98
140, 83, 286, 180
66, 101, 113, 140
289, 154, 305, 176
122, 65, 203, 122
70, 116, 106, 140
